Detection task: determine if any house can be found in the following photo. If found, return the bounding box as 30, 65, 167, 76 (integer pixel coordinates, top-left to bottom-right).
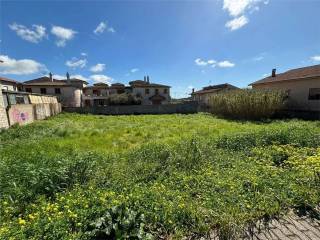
129, 76, 171, 105
249, 65, 320, 111
0, 76, 21, 91
83, 76, 171, 106
191, 83, 239, 106
22, 73, 88, 107
83, 83, 110, 107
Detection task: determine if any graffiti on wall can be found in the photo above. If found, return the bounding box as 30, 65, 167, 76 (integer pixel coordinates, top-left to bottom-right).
11, 108, 29, 123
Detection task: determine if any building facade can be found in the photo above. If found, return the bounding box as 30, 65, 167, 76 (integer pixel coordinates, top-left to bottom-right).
250, 65, 320, 112
0, 77, 21, 91
23, 73, 87, 107
83, 76, 171, 106
191, 83, 239, 106
129, 76, 171, 105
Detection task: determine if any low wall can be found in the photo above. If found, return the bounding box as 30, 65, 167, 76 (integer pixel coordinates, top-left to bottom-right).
64, 102, 198, 115
8, 104, 35, 126
7, 103, 62, 126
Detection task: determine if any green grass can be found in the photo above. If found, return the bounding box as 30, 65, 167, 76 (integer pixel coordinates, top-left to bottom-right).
0, 113, 320, 239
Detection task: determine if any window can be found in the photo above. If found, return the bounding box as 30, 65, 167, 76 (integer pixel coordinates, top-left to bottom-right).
93, 89, 101, 96
145, 88, 150, 94
25, 88, 32, 93
308, 88, 320, 100
155, 89, 159, 94
55, 88, 61, 94
40, 88, 47, 94
16, 95, 25, 104
164, 88, 168, 94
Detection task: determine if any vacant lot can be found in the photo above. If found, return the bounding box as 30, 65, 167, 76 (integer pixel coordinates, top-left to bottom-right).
0, 113, 320, 239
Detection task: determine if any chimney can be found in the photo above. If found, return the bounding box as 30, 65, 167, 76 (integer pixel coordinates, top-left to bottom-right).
147, 76, 150, 83
66, 72, 71, 83
143, 76, 146, 82
272, 69, 276, 77
192, 88, 195, 93
49, 72, 53, 82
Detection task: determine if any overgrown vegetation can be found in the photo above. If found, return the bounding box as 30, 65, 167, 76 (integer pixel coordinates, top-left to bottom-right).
208, 89, 287, 120
0, 113, 319, 239
107, 93, 142, 105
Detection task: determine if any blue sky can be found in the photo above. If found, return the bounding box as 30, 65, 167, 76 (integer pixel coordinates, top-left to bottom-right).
0, 0, 320, 98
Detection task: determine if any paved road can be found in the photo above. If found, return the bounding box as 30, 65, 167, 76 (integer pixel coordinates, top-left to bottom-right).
251, 214, 320, 240
206, 212, 320, 240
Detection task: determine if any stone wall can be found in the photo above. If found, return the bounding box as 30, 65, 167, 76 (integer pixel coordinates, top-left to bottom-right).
64, 102, 198, 115
0, 86, 9, 129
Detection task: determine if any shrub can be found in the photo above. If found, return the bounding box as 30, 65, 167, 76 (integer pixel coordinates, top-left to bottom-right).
208, 89, 286, 120
107, 93, 142, 105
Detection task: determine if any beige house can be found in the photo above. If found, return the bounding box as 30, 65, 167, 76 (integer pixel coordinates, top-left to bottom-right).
23, 73, 87, 107
250, 65, 320, 112
129, 76, 171, 105
83, 76, 171, 106
0, 76, 21, 91
83, 83, 109, 107
191, 83, 239, 106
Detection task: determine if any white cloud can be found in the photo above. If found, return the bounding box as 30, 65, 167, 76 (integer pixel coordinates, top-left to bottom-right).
90, 74, 113, 83
310, 55, 320, 62
9, 23, 46, 43
225, 15, 249, 31
90, 63, 106, 73
52, 74, 65, 80
223, 0, 268, 31
223, 0, 251, 17
81, 52, 87, 56
70, 74, 89, 81
217, 60, 235, 68
195, 58, 234, 68
51, 25, 77, 47
66, 57, 87, 69
53, 74, 89, 81
130, 68, 139, 73
223, 0, 267, 17
94, 21, 115, 35
195, 58, 210, 66
262, 73, 269, 77
0, 55, 47, 75
207, 59, 216, 65
253, 56, 264, 61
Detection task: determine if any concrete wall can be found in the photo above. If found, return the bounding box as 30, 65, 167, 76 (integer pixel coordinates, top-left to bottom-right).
64, 102, 198, 115
252, 77, 320, 111
1, 90, 62, 128
8, 104, 35, 126
7, 103, 61, 126
0, 85, 9, 129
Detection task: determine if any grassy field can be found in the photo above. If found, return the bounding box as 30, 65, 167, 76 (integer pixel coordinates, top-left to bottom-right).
0, 113, 320, 239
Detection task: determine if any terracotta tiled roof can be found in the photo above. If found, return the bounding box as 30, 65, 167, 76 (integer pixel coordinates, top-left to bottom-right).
129, 80, 147, 85
133, 83, 170, 88
250, 64, 320, 86
0, 76, 19, 84
192, 83, 238, 95
24, 76, 88, 85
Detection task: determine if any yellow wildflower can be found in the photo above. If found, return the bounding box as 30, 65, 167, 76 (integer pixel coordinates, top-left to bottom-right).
18, 218, 26, 225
